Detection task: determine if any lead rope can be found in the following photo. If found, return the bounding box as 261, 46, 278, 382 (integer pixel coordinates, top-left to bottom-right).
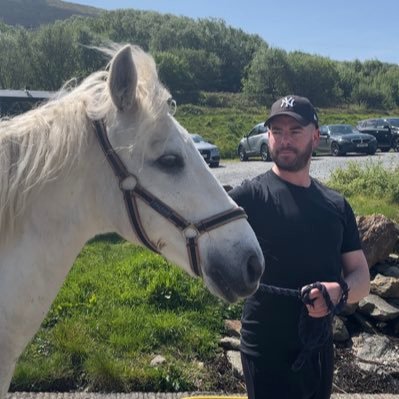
257, 278, 349, 371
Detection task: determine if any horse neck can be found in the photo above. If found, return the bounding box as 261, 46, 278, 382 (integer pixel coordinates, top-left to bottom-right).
0, 127, 128, 399
1, 127, 126, 276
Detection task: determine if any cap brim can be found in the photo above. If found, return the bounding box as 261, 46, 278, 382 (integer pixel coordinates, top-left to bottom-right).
264, 112, 310, 127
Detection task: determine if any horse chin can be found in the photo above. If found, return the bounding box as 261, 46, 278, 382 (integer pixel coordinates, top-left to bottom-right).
203, 267, 259, 304
205, 278, 239, 303
201, 246, 264, 303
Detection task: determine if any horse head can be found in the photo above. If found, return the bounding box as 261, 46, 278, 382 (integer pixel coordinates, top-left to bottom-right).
92, 45, 265, 302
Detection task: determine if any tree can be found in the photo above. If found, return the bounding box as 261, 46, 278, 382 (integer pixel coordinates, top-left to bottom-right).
242, 47, 291, 105
30, 21, 79, 90
288, 52, 340, 107
0, 27, 33, 89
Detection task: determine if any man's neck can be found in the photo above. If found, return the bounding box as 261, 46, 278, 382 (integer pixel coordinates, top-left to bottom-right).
271, 164, 311, 187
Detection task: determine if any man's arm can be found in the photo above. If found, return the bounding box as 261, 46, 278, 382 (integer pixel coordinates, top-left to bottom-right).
341, 249, 370, 304
305, 249, 370, 318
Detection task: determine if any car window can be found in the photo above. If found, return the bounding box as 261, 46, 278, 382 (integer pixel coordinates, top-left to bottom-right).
258, 125, 268, 134
320, 126, 328, 135
249, 124, 267, 136
365, 120, 377, 128
190, 134, 206, 143
387, 118, 399, 127
248, 127, 257, 137
330, 125, 353, 134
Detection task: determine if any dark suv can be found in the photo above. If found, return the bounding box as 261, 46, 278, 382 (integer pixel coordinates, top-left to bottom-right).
356, 118, 399, 152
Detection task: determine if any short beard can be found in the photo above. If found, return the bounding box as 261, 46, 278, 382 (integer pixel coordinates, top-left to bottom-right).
271, 141, 313, 172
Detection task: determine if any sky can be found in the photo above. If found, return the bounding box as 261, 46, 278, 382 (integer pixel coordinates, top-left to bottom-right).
66, 0, 399, 64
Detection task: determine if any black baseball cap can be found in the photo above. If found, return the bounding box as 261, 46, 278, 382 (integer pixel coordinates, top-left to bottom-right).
264, 95, 319, 128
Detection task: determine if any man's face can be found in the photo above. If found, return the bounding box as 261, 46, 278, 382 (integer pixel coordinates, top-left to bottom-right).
268, 115, 319, 172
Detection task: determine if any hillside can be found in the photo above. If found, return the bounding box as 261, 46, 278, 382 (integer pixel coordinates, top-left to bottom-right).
0, 0, 102, 28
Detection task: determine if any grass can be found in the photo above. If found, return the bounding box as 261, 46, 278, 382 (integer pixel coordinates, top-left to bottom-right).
11, 239, 241, 392
327, 161, 399, 221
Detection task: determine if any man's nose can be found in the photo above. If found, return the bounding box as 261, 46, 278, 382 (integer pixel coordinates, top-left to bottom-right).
279, 132, 292, 145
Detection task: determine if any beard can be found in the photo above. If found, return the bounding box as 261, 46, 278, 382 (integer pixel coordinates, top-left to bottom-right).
270, 140, 313, 172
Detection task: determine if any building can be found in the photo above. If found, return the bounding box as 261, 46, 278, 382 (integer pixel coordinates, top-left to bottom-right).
0, 89, 54, 116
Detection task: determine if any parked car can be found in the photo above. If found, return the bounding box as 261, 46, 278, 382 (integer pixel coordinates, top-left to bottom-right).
237, 122, 271, 161
356, 118, 399, 152
190, 133, 220, 167
317, 124, 377, 156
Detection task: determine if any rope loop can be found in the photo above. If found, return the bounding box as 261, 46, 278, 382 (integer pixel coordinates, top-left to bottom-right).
258, 278, 350, 372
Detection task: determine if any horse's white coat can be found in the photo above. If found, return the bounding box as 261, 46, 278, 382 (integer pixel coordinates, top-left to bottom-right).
0, 44, 264, 398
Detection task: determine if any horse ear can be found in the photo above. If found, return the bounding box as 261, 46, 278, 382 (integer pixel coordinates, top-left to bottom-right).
109, 45, 138, 112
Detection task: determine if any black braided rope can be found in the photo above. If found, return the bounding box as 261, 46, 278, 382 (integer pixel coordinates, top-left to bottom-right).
257, 278, 349, 372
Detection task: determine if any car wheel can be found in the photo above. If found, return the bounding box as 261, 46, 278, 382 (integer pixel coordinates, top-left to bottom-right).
331, 142, 341, 156
238, 146, 248, 161
260, 144, 270, 162
367, 148, 377, 155
210, 161, 219, 168
381, 147, 390, 152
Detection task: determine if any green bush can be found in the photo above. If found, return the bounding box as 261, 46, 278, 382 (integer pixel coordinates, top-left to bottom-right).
328, 161, 399, 203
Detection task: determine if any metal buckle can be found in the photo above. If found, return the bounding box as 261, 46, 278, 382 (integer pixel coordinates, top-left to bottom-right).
120, 175, 138, 191
183, 225, 200, 239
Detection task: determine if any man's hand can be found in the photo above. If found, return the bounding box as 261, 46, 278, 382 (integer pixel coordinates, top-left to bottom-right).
302, 282, 343, 318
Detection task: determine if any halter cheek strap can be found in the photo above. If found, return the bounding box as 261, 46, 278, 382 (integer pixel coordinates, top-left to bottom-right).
93, 119, 247, 277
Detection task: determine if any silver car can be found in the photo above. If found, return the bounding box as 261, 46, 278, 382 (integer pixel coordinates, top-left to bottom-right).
190, 133, 220, 167
237, 122, 271, 161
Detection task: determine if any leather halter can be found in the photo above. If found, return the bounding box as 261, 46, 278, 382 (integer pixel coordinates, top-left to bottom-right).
93, 119, 248, 277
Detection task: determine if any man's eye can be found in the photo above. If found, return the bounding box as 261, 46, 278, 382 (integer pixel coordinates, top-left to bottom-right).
156, 154, 184, 170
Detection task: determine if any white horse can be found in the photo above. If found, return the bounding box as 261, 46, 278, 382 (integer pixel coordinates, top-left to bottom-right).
0, 44, 264, 398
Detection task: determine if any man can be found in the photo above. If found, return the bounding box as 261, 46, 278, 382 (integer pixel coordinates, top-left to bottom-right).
229, 95, 370, 399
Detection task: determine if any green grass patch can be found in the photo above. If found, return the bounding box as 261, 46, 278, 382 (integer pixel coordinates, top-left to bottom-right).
327, 161, 399, 221
11, 242, 235, 392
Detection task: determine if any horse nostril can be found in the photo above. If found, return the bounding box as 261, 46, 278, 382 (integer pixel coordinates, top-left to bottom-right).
245, 254, 264, 285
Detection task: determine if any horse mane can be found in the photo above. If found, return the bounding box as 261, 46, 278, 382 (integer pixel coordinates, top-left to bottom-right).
0, 44, 171, 237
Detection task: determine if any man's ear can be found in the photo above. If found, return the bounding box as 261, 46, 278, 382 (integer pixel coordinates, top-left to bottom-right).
312, 128, 320, 149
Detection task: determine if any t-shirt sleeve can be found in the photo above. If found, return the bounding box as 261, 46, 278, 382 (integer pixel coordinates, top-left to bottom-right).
341, 199, 362, 253
229, 179, 253, 206
229, 179, 260, 222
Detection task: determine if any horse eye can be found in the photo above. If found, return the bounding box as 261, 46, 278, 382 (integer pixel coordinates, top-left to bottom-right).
156, 154, 184, 170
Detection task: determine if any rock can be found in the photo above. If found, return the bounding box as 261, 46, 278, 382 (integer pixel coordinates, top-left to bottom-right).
374, 263, 399, 278
371, 273, 399, 298
220, 336, 240, 350
356, 214, 398, 268
358, 294, 399, 321
226, 350, 243, 379
150, 355, 166, 366
224, 319, 241, 337
340, 302, 358, 316
352, 333, 399, 373
332, 316, 350, 342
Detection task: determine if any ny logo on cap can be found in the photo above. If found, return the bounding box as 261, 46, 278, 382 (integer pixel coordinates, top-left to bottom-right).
281, 96, 295, 108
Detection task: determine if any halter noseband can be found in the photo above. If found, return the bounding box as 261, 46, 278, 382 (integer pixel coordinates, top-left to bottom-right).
93, 119, 247, 277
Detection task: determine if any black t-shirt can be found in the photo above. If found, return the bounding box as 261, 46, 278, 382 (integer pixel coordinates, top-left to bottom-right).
229, 170, 361, 362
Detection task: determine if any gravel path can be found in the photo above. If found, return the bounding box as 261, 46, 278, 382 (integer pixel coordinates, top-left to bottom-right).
211, 152, 399, 187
